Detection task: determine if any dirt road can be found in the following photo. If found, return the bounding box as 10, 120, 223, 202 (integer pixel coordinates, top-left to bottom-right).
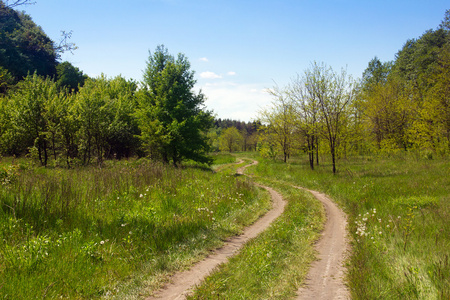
147, 160, 286, 299
147, 160, 350, 299
296, 189, 350, 300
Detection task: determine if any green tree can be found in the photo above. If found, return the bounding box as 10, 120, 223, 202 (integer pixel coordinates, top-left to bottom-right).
362, 57, 392, 89
75, 75, 138, 165
258, 85, 296, 163
0, 5, 57, 80
5, 74, 64, 165
0, 66, 14, 94
288, 74, 322, 169
305, 62, 356, 174
136, 45, 213, 166
56, 61, 87, 93
219, 127, 243, 152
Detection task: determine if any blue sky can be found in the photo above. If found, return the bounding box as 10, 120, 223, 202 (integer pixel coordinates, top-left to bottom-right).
22, 0, 449, 121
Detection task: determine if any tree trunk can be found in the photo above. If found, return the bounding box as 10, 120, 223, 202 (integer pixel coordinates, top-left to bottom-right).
315, 135, 319, 165
43, 139, 48, 166
331, 143, 337, 174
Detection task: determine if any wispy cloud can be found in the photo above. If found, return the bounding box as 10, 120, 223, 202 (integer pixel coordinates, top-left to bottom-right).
200, 71, 222, 79
227, 71, 236, 76
199, 81, 272, 121
199, 57, 209, 62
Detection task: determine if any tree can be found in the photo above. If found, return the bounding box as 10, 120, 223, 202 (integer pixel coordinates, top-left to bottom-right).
0, 66, 14, 94
258, 85, 296, 162
219, 127, 243, 152
362, 57, 392, 89
288, 74, 322, 169
136, 45, 213, 166
306, 62, 356, 174
56, 61, 87, 92
6, 74, 64, 165
75, 75, 138, 165
0, 6, 57, 80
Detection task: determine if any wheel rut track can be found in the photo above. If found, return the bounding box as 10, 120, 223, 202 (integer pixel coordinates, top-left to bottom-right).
147, 160, 286, 300
147, 159, 350, 300
295, 188, 350, 300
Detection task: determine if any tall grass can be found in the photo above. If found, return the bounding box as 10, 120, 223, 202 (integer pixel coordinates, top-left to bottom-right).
251, 154, 450, 299
0, 157, 270, 299
188, 181, 324, 299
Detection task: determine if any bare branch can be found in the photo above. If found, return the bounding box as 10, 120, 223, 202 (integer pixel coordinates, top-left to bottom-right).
55, 30, 78, 57
4, 0, 36, 8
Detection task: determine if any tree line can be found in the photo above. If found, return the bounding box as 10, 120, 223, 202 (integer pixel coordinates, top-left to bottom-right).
1, 3, 448, 170
258, 10, 450, 173
0, 43, 214, 167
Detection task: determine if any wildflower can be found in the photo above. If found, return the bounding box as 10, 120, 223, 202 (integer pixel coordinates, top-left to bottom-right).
100, 240, 105, 245
129, 231, 132, 235
387, 225, 390, 228
140, 194, 143, 198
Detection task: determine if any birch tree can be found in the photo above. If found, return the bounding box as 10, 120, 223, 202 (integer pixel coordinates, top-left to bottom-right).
305, 62, 356, 174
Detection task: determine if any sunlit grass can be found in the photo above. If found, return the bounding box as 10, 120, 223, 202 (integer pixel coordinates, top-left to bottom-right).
189, 180, 324, 299
0, 157, 270, 299
251, 154, 450, 299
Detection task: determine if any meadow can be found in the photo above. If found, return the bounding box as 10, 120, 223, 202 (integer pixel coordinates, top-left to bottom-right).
0, 155, 271, 299
188, 177, 324, 299
1, 153, 448, 299
246, 153, 450, 299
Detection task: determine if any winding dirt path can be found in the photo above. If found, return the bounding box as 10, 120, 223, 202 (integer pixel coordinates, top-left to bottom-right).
147, 159, 350, 299
296, 189, 350, 300
147, 160, 286, 300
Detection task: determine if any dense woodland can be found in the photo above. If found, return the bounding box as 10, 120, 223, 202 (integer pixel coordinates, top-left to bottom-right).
1, 2, 449, 170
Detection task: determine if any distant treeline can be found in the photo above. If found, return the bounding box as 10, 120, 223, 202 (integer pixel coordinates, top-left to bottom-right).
257, 9, 450, 171
1, 3, 449, 169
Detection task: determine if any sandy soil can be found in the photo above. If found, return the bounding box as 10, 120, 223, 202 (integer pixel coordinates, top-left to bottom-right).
146, 160, 286, 299
295, 189, 350, 300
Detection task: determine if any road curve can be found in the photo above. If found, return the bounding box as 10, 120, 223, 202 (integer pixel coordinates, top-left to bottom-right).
147, 160, 286, 300
296, 188, 350, 300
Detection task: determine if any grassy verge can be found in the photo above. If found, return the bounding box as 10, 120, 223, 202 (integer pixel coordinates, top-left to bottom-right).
0, 156, 270, 299
250, 154, 450, 299
188, 163, 325, 299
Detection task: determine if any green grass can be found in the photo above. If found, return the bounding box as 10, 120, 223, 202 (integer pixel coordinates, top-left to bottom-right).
249, 154, 450, 300
3, 153, 447, 299
0, 157, 270, 299
188, 180, 324, 299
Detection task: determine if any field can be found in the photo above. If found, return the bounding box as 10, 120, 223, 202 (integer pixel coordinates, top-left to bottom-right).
0, 155, 270, 299
0, 153, 449, 299
247, 153, 450, 299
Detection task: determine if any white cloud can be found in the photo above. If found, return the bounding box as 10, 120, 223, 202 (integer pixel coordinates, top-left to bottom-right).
227, 71, 236, 76
199, 57, 209, 62
198, 81, 273, 121
200, 71, 222, 79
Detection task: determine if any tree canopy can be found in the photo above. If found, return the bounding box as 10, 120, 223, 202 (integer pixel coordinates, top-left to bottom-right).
136, 45, 213, 166
0, 3, 57, 80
